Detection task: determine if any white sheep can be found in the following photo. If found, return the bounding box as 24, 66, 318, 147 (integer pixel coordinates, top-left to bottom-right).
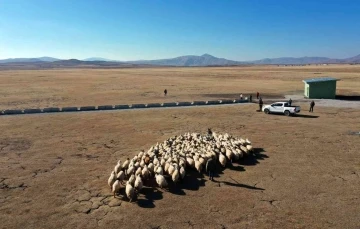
125, 181, 135, 202
122, 158, 130, 170
195, 160, 202, 173
112, 180, 121, 197
156, 166, 163, 175
128, 174, 136, 186
168, 164, 175, 176
172, 168, 180, 184
114, 160, 122, 174
108, 171, 116, 188
127, 165, 135, 176
179, 166, 186, 180
219, 153, 227, 167
155, 174, 168, 189
135, 167, 142, 176
141, 165, 150, 180
116, 171, 125, 184
134, 175, 143, 192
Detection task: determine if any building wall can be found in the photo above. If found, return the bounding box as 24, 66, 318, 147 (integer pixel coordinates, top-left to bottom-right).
308, 81, 337, 99
304, 83, 310, 97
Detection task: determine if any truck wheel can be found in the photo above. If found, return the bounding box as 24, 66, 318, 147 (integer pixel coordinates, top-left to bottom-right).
264, 109, 270, 114
284, 110, 290, 116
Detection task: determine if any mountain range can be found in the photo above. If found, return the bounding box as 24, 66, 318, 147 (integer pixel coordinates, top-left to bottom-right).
1, 54, 360, 67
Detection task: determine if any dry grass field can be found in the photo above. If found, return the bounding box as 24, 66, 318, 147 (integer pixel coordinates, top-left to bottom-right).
0, 65, 360, 229
0, 65, 360, 110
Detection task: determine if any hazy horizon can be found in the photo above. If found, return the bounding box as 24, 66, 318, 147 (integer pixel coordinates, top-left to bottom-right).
1, 0, 360, 61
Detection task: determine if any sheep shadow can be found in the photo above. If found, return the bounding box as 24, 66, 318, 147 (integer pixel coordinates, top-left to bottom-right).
238, 148, 268, 166
213, 180, 265, 191
137, 187, 163, 208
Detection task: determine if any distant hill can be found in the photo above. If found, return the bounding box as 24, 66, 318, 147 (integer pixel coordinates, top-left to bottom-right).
82, 57, 115, 62
248, 55, 360, 65
1, 53, 360, 66
127, 54, 247, 66
0, 57, 60, 63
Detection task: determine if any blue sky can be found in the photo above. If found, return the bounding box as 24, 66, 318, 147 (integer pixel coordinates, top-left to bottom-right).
1, 0, 360, 61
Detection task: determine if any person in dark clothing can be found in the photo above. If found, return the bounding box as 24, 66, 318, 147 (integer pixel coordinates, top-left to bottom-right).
257, 92, 259, 99
249, 94, 252, 102
259, 97, 263, 111
207, 128, 212, 136
164, 89, 167, 96
206, 157, 216, 181
309, 100, 315, 112
288, 98, 292, 106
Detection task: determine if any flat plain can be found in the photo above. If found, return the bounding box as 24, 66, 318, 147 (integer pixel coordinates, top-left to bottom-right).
0, 65, 359, 229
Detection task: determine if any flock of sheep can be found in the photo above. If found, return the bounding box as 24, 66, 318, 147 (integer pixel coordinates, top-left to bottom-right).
107, 131, 254, 202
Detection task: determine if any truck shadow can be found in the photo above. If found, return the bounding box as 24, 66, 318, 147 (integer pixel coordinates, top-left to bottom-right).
263, 112, 319, 118
294, 114, 319, 118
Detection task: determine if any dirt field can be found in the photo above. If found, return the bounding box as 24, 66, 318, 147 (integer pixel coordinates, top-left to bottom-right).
0, 65, 360, 110
0, 65, 360, 229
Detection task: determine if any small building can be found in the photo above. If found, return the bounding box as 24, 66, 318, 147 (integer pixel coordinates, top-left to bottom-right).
302, 77, 339, 99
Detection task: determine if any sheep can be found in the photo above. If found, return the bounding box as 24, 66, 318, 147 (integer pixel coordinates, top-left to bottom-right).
164, 162, 170, 174
122, 158, 130, 170
108, 171, 116, 188
116, 171, 125, 184
179, 166, 186, 180
219, 153, 227, 167
112, 180, 121, 197
156, 166, 163, 175
140, 159, 145, 168
172, 168, 180, 184
195, 160, 203, 173
108, 132, 255, 197
128, 174, 136, 186
225, 148, 234, 162
144, 154, 151, 165
127, 165, 135, 177
148, 163, 154, 174
168, 164, 175, 176
125, 181, 135, 202
246, 144, 253, 153
186, 157, 195, 168
135, 167, 142, 176
142, 165, 150, 180
114, 160, 122, 174
134, 175, 143, 192
155, 174, 168, 189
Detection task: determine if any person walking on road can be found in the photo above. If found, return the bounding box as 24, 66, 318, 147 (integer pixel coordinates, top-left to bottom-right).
259, 97, 263, 111
206, 156, 216, 181
309, 100, 315, 112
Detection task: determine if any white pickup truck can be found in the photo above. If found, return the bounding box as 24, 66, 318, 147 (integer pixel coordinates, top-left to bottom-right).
262, 102, 301, 116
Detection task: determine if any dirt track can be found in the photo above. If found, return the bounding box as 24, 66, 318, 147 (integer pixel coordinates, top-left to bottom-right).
1, 104, 359, 229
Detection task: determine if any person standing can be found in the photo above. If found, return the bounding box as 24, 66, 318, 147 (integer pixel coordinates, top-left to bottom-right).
240, 93, 243, 100
309, 100, 315, 112
288, 98, 292, 106
249, 94, 252, 102
259, 97, 263, 111
164, 89, 167, 96
257, 92, 260, 99
206, 156, 216, 181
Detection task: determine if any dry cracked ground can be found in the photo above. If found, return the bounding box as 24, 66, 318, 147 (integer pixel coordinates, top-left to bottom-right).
0, 104, 359, 229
